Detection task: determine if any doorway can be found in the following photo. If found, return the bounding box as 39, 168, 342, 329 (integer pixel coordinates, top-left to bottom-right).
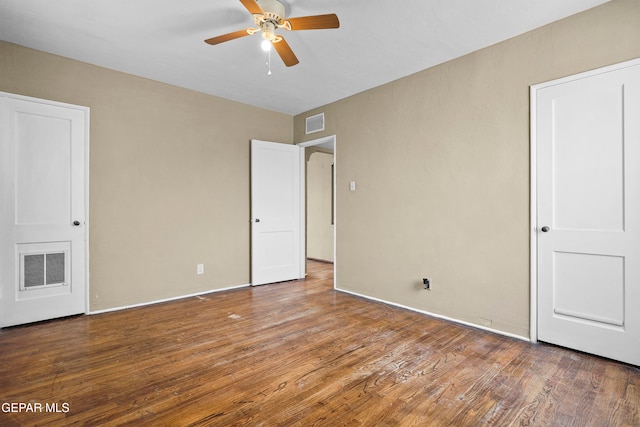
297, 135, 336, 285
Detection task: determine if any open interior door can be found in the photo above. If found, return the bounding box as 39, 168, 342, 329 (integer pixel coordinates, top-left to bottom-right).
251, 140, 305, 286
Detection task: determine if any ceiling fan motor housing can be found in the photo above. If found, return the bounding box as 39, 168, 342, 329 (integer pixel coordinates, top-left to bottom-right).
256, 0, 285, 23
255, 0, 286, 41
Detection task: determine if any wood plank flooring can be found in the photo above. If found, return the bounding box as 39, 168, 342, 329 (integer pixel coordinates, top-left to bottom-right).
1, 260, 638, 426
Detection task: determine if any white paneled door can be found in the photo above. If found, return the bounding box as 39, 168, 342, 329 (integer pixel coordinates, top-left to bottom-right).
251, 140, 304, 286
0, 94, 88, 327
533, 60, 640, 365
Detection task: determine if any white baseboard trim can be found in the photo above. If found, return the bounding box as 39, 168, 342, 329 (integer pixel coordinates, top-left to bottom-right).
88, 283, 251, 315
336, 287, 530, 343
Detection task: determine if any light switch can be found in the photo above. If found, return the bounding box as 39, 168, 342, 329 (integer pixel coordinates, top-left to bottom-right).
197, 264, 204, 275
349, 181, 356, 191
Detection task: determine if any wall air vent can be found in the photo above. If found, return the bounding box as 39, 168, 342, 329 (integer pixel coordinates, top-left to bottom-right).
21, 251, 67, 289
305, 113, 325, 134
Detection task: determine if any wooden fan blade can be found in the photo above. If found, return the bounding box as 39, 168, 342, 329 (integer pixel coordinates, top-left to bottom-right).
286, 14, 339, 31
205, 29, 252, 45
239, 0, 263, 15
272, 38, 299, 67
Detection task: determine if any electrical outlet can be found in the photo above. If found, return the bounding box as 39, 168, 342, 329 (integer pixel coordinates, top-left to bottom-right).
197, 264, 204, 275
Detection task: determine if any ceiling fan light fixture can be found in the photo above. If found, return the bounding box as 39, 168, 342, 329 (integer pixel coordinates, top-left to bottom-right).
261, 39, 272, 51
261, 21, 276, 41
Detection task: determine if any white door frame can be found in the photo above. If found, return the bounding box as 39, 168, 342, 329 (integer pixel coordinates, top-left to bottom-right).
529, 57, 640, 343
297, 135, 336, 285
0, 91, 90, 320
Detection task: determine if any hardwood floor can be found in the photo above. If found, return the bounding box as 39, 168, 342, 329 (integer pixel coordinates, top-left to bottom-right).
1, 260, 638, 426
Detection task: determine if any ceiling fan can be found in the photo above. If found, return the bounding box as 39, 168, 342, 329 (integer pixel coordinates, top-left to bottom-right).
204, 0, 340, 67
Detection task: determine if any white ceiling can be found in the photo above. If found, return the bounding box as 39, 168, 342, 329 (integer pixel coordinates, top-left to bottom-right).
0, 0, 609, 115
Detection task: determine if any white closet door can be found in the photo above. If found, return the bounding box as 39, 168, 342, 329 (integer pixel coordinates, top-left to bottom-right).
0, 94, 88, 327
534, 60, 640, 365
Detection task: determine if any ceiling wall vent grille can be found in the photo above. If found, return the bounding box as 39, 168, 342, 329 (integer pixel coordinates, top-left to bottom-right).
305, 113, 325, 134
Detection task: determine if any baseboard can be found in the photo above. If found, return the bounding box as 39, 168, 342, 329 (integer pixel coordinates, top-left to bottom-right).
336, 287, 530, 343
307, 257, 334, 264
88, 283, 251, 315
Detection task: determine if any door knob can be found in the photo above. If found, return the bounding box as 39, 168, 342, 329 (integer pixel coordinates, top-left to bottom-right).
255, 219, 261, 223
541, 226, 550, 232
73, 220, 81, 226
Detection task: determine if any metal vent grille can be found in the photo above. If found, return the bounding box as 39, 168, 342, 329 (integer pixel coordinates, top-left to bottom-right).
46, 253, 65, 285
22, 252, 66, 288
306, 113, 325, 134
24, 254, 45, 288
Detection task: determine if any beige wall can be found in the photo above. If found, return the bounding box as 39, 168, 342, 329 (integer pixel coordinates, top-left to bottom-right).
2, 0, 638, 333
307, 151, 334, 262
0, 41, 292, 311
294, 0, 640, 338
